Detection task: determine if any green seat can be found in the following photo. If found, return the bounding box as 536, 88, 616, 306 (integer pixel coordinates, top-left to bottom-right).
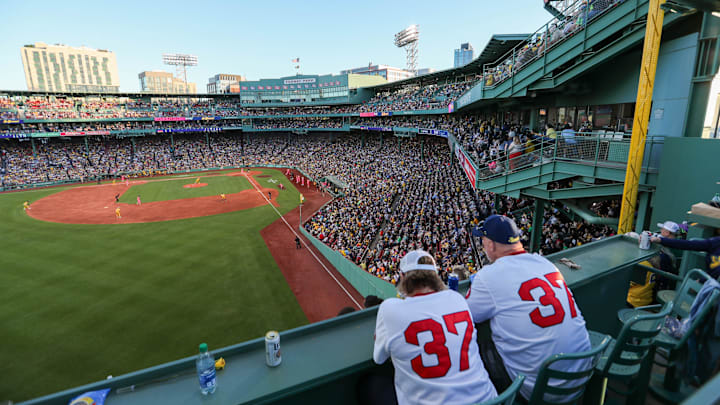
588, 301, 674, 405
475, 374, 525, 405
527, 331, 611, 405
618, 269, 720, 402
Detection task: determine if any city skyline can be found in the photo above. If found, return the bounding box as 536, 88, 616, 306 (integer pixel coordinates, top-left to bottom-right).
0, 0, 551, 92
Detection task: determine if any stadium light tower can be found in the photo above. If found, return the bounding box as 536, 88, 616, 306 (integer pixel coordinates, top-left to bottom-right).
162, 53, 198, 93
394, 24, 419, 75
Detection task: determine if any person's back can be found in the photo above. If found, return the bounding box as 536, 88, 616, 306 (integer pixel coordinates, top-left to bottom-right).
375, 290, 497, 404
561, 127, 576, 144
469, 252, 590, 398
467, 215, 590, 400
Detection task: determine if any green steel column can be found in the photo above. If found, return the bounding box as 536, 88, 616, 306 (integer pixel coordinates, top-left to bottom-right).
494, 194, 501, 213
84, 136, 89, 155
420, 138, 424, 160
530, 199, 545, 253
170, 133, 174, 148
380, 134, 384, 147
529, 108, 538, 132
361, 133, 365, 147
634, 191, 651, 233
684, 13, 720, 137
31, 138, 36, 157
206, 133, 210, 146
398, 137, 401, 154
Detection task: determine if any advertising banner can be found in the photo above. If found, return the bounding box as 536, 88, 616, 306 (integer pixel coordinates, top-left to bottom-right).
154, 117, 186, 122
1, 119, 23, 124
454, 144, 477, 191
418, 128, 449, 138
60, 131, 111, 136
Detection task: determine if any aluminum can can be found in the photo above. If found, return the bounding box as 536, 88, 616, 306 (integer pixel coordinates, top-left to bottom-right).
639, 231, 651, 250
265, 331, 281, 367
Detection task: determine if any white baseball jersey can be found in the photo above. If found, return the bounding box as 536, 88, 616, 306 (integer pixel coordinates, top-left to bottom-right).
466, 252, 591, 400
373, 289, 497, 405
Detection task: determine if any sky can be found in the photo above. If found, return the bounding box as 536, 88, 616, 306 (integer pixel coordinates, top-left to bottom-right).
0, 0, 551, 92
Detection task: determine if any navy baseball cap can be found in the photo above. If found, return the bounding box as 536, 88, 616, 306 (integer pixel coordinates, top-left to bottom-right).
477, 215, 521, 244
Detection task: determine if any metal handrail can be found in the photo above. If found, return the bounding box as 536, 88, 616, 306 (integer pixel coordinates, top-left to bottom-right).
456, 132, 664, 181
482, 0, 631, 89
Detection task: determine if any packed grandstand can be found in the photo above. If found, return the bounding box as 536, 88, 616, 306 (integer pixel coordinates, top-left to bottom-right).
0, 0, 634, 287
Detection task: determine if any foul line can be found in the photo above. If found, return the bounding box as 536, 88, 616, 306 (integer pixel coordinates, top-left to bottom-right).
243, 173, 362, 309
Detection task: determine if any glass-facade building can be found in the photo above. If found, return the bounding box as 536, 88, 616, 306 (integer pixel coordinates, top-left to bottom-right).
21, 42, 120, 93
453, 43, 474, 68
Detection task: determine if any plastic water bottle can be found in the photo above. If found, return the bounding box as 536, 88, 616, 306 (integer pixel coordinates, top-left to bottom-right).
196, 343, 217, 395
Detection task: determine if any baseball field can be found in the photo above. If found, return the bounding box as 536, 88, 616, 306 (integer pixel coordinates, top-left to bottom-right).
0, 169, 311, 401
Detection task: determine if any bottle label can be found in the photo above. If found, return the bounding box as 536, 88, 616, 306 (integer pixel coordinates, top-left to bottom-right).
199, 368, 216, 388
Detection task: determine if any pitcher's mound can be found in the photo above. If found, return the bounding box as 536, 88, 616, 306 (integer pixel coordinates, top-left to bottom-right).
183, 183, 208, 188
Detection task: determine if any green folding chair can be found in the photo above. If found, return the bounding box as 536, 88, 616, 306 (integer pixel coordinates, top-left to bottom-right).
475, 374, 525, 405
527, 331, 611, 405
588, 301, 674, 405
617, 269, 720, 403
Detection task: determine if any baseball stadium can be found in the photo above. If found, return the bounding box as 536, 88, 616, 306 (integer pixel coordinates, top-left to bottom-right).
2, 0, 720, 404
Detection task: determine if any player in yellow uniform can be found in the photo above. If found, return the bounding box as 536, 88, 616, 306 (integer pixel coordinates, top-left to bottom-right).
220, 193, 226, 202
115, 207, 121, 220
23, 201, 30, 211
195, 177, 201, 184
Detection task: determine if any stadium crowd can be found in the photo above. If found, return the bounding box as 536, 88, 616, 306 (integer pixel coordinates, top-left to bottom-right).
0, 131, 614, 285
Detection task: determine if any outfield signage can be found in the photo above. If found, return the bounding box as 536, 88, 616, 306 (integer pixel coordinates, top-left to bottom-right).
156, 127, 223, 134
154, 117, 186, 122
454, 143, 477, 191
60, 131, 111, 136
359, 112, 393, 117
358, 126, 392, 132
418, 128, 449, 138
0, 133, 30, 138
283, 78, 316, 85
1, 119, 23, 124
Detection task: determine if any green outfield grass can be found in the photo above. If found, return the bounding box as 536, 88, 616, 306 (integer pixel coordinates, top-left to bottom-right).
0, 168, 306, 402
118, 174, 252, 204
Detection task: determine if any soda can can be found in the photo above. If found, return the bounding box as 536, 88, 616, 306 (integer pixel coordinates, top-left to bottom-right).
448, 274, 459, 291
265, 331, 281, 367
639, 231, 651, 250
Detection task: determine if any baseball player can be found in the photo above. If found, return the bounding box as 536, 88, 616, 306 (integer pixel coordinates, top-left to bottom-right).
220, 193, 226, 202
373, 249, 497, 405
466, 215, 591, 400
136, 195, 141, 206
115, 207, 121, 220
195, 177, 201, 184
23, 201, 31, 211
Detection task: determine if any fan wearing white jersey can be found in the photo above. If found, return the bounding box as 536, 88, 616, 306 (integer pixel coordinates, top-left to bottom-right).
467, 215, 591, 401
373, 249, 497, 405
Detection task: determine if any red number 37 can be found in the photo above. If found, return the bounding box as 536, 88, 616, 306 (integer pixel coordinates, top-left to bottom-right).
403, 311, 474, 379
518, 272, 578, 328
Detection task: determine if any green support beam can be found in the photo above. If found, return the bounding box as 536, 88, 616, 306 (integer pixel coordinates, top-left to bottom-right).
530, 199, 545, 253
684, 12, 720, 137
31, 138, 36, 157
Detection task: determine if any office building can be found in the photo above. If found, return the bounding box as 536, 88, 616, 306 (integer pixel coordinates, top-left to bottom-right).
138, 71, 196, 94
341, 64, 413, 83
207, 74, 246, 94
454, 43, 474, 68
21, 42, 120, 92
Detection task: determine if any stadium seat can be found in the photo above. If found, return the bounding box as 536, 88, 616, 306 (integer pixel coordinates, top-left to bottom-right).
474, 374, 525, 405
526, 331, 611, 405
617, 269, 720, 402
586, 301, 674, 405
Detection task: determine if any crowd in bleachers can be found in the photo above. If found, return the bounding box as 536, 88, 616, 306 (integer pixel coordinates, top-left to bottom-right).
0, 131, 614, 285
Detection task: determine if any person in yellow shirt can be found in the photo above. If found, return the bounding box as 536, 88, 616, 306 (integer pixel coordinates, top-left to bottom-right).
195, 177, 201, 184
23, 201, 30, 211
545, 124, 557, 139
220, 193, 226, 202
115, 207, 121, 220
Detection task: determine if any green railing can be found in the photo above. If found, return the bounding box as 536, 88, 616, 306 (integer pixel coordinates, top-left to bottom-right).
299, 226, 397, 299
471, 133, 664, 182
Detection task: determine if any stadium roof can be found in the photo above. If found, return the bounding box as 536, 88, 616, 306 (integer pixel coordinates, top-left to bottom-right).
371, 33, 530, 90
